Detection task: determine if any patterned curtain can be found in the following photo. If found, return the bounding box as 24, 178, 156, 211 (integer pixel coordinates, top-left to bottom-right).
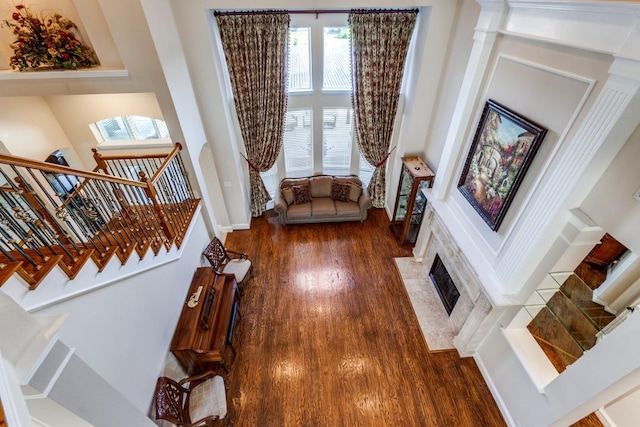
349, 10, 418, 208
215, 12, 290, 217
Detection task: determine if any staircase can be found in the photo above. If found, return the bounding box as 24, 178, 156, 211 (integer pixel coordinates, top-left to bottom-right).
527, 236, 627, 373
0, 143, 199, 291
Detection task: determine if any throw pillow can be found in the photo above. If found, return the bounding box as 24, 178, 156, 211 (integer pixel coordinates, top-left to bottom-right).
310, 175, 333, 198
348, 184, 363, 203
331, 182, 350, 202
292, 184, 312, 204
282, 187, 294, 205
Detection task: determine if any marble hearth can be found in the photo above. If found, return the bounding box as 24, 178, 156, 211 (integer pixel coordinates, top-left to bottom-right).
395, 202, 496, 356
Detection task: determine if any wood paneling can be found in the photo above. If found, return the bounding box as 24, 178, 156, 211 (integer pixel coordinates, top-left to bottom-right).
223, 209, 506, 426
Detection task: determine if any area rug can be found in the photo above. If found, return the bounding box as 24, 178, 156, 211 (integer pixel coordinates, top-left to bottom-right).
394, 257, 456, 351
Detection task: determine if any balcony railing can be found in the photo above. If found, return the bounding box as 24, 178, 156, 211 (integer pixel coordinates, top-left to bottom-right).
0, 143, 199, 289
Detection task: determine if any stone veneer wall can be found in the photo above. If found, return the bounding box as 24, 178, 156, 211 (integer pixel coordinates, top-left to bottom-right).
421, 201, 499, 357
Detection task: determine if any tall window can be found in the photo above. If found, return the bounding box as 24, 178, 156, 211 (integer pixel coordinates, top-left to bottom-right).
265, 13, 372, 190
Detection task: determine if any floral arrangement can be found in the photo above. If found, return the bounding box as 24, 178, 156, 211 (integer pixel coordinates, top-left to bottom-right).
2, 4, 99, 71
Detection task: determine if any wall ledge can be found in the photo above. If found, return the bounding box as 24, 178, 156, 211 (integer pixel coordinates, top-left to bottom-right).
0, 67, 128, 80
502, 326, 559, 392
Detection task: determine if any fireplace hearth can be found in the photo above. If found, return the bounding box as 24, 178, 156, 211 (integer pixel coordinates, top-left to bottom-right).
429, 254, 460, 316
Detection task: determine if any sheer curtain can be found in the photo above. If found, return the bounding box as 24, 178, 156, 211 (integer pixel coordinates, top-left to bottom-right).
349, 9, 418, 208
215, 12, 290, 217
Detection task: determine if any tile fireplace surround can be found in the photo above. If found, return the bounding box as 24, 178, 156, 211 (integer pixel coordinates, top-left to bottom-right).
395, 202, 496, 356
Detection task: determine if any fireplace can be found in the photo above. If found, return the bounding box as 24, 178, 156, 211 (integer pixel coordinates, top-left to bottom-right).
396, 200, 495, 355
429, 254, 460, 316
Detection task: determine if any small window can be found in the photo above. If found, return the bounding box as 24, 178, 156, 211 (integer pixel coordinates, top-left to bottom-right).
322, 108, 353, 176
260, 164, 279, 210
92, 116, 170, 143
288, 28, 311, 92
323, 27, 351, 91
282, 109, 313, 178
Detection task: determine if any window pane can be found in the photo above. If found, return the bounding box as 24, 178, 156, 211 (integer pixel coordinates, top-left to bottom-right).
358, 152, 375, 188
97, 117, 130, 141
260, 164, 279, 209
289, 28, 311, 91
155, 119, 170, 139
323, 27, 351, 90
283, 109, 313, 178
126, 116, 160, 140
322, 108, 353, 176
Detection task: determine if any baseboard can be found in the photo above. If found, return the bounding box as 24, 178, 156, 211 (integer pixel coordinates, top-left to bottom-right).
474, 353, 518, 427
596, 407, 616, 427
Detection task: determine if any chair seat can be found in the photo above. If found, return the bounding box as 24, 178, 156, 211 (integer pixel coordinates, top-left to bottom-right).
189, 375, 227, 422
223, 258, 252, 283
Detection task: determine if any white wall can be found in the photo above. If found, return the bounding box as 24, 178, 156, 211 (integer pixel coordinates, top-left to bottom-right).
581, 124, 640, 255
602, 385, 640, 427
0, 97, 81, 164
421, 0, 479, 171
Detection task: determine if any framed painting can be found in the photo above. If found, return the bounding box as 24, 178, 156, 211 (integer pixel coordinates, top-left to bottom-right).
457, 99, 547, 231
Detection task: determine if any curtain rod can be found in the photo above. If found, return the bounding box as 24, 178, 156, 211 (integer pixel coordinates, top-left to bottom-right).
214, 9, 418, 17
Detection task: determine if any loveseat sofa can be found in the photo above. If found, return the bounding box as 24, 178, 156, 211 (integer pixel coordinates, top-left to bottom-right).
273, 175, 372, 224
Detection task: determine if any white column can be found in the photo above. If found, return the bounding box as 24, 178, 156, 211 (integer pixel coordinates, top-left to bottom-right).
413, 0, 507, 259
431, 0, 507, 201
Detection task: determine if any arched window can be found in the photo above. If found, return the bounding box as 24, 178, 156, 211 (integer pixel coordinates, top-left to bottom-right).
90, 116, 170, 145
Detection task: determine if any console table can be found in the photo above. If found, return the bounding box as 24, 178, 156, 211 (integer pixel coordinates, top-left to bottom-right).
170, 268, 239, 375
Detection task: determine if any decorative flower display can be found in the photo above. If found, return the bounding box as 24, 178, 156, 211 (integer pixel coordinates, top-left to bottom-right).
2, 4, 99, 71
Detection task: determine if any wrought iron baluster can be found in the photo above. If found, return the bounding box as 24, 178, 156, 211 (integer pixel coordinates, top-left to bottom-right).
82, 179, 128, 251
176, 154, 195, 199
0, 182, 51, 261
165, 159, 190, 222
12, 170, 77, 260
29, 169, 91, 251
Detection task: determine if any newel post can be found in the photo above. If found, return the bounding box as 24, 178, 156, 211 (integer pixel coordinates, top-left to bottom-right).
139, 171, 174, 241
91, 148, 109, 173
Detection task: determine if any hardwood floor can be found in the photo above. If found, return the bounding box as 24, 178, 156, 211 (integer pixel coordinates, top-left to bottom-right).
222, 208, 506, 426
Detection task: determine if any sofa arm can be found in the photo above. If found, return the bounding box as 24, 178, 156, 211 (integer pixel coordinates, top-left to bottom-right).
273, 196, 288, 223
358, 188, 373, 220
358, 186, 372, 208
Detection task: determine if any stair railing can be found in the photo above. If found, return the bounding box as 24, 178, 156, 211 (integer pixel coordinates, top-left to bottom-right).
92, 143, 197, 246
0, 143, 199, 289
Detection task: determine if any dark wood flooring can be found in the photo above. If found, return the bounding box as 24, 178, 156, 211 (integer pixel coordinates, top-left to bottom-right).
222, 208, 506, 426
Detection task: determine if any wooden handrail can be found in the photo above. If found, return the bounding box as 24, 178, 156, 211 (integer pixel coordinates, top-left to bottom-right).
91, 147, 168, 161
0, 154, 145, 188
150, 142, 183, 184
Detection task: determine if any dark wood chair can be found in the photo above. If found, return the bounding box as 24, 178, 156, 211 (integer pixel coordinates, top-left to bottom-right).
154, 371, 228, 427
203, 237, 253, 292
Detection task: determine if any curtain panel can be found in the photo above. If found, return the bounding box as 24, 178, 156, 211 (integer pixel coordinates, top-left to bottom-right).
349, 10, 418, 208
215, 12, 290, 217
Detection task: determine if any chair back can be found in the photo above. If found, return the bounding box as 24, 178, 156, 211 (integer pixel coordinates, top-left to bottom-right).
203, 237, 229, 274
155, 377, 190, 424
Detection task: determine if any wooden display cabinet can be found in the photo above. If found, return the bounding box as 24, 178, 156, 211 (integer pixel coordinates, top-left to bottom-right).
390, 156, 435, 246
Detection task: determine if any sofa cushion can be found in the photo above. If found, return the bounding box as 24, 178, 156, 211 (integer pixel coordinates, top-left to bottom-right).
310, 176, 333, 198
331, 182, 351, 202
311, 198, 336, 216
281, 187, 294, 205
287, 202, 312, 218
292, 184, 312, 204
335, 200, 361, 216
